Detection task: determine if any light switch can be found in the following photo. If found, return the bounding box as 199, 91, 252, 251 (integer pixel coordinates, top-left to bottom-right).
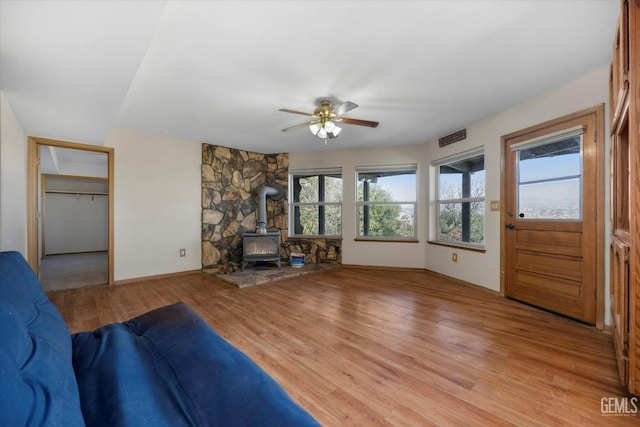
490, 200, 500, 211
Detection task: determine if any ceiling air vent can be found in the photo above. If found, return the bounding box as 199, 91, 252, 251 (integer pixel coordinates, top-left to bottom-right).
438, 129, 466, 147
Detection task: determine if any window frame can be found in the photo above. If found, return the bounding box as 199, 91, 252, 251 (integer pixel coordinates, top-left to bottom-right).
432, 148, 485, 250
355, 164, 418, 241
289, 168, 342, 238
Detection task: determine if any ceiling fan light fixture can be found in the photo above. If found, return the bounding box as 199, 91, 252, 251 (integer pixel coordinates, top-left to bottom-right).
324, 121, 336, 132
310, 120, 341, 140
309, 123, 321, 136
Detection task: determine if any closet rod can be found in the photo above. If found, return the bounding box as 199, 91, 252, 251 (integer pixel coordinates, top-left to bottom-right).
45, 190, 108, 196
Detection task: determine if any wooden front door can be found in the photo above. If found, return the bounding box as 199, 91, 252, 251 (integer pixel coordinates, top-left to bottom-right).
502, 107, 603, 325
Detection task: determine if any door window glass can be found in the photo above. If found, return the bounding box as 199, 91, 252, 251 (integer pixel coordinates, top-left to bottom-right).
516, 136, 582, 220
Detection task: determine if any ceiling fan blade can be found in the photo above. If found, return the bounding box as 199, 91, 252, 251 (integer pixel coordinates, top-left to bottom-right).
337, 117, 379, 128
333, 101, 358, 116
281, 119, 319, 132
278, 108, 315, 116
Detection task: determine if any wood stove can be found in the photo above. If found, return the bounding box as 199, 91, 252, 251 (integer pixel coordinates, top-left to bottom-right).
242, 231, 281, 271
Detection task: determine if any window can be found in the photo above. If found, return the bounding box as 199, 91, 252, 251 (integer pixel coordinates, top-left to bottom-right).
434, 149, 484, 247
356, 165, 417, 239
290, 169, 342, 236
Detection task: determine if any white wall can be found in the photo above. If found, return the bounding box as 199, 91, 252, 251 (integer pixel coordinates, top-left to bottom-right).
44, 193, 108, 254
0, 95, 202, 281
56, 161, 108, 178
104, 128, 202, 281
44, 177, 108, 255
290, 66, 610, 308
425, 66, 610, 296
0, 91, 28, 256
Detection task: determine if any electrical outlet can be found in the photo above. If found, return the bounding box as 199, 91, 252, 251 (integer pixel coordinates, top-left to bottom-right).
452, 253, 458, 262
179, 248, 186, 257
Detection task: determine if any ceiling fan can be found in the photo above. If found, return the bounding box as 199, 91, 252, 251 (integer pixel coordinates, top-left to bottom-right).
279, 100, 379, 143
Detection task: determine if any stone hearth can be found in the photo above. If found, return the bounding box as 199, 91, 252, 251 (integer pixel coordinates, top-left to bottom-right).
212, 263, 339, 288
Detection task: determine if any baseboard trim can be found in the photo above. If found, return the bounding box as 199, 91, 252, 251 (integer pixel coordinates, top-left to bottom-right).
114, 269, 204, 286
340, 264, 425, 273
423, 268, 501, 296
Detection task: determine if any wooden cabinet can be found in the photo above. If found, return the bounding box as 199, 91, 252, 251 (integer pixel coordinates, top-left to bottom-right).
609, 0, 639, 395
611, 235, 630, 385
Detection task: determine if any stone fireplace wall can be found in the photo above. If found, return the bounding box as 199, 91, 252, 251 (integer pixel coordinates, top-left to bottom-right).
202, 145, 288, 272
201, 144, 342, 273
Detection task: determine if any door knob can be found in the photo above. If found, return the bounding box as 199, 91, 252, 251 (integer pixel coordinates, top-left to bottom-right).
506, 223, 515, 229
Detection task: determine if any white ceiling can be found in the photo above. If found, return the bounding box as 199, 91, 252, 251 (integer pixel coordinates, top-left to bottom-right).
40, 145, 108, 176
0, 1, 618, 154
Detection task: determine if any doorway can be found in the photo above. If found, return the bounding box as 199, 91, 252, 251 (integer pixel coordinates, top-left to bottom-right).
27, 137, 114, 287
500, 105, 605, 328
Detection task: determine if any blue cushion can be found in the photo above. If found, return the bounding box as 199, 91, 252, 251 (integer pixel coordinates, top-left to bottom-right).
0, 251, 85, 427
72, 302, 320, 427
0, 250, 319, 426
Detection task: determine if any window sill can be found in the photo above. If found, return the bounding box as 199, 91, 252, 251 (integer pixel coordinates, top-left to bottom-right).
289, 235, 343, 240
427, 240, 486, 253
354, 238, 419, 243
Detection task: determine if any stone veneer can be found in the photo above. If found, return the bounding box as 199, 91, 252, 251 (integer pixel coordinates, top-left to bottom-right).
202, 144, 341, 273
285, 238, 342, 265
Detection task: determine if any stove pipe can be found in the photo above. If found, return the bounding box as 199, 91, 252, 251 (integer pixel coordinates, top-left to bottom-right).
256, 184, 284, 234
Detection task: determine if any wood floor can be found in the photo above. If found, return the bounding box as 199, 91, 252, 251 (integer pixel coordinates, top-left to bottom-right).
47, 267, 637, 426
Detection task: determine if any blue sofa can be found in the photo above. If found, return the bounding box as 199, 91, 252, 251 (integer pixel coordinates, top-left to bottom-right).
0, 251, 320, 426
